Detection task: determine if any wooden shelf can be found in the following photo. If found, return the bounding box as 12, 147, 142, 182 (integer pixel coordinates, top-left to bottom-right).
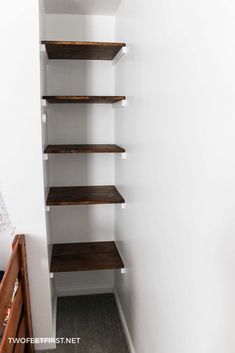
44, 144, 125, 154
41, 41, 126, 60
43, 96, 125, 104
46, 185, 125, 206
50, 241, 124, 272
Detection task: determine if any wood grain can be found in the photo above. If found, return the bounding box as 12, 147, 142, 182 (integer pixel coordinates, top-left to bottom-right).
17, 235, 34, 353
51, 241, 124, 272
41, 41, 126, 60
43, 96, 125, 104
13, 316, 26, 353
0, 235, 35, 353
0, 283, 23, 353
46, 185, 125, 206
0, 247, 20, 329
44, 144, 125, 154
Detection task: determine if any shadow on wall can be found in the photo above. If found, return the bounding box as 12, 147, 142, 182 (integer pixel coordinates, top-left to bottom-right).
0, 192, 15, 269
43, 0, 121, 15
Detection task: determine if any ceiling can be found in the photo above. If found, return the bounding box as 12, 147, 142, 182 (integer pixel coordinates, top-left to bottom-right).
43, 0, 121, 15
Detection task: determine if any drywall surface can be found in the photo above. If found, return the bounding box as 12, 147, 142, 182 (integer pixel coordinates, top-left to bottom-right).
55, 270, 114, 296
115, 1, 235, 353
42, 14, 115, 41
40, 3, 57, 340
0, 2, 53, 350
43, 15, 116, 293
43, 0, 121, 15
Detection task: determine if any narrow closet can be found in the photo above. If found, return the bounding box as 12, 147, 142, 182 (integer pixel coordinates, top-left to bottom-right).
40, 1, 128, 351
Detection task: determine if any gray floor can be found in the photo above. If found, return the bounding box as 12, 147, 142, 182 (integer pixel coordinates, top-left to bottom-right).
39, 293, 129, 353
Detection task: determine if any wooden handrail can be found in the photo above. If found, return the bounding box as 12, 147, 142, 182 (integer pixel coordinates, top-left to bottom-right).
0, 235, 35, 353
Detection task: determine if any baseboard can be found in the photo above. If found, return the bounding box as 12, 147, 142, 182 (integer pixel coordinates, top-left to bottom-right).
52, 295, 57, 343
57, 284, 114, 297
114, 290, 136, 353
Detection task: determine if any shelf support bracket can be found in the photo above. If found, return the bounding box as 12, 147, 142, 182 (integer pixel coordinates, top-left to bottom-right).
112, 99, 128, 109
112, 46, 128, 65
121, 268, 126, 274
41, 99, 47, 108
121, 152, 127, 160
41, 113, 47, 124
43, 153, 49, 161
49, 273, 54, 279
46, 206, 51, 212
41, 44, 48, 65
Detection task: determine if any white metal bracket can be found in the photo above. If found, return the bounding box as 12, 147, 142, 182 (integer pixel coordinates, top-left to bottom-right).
112, 46, 128, 65
112, 99, 128, 109
121, 152, 127, 160
121, 268, 126, 274
121, 203, 126, 210
41, 113, 47, 124
46, 206, 51, 212
42, 99, 47, 108
49, 272, 54, 279
43, 153, 48, 161
41, 44, 49, 65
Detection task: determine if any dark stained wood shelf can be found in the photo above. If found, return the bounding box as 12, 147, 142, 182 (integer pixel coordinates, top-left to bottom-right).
46, 185, 125, 206
50, 241, 124, 272
41, 41, 126, 60
43, 96, 125, 104
44, 144, 125, 154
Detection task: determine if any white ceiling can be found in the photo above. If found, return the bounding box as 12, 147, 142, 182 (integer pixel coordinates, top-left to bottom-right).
43, 0, 121, 15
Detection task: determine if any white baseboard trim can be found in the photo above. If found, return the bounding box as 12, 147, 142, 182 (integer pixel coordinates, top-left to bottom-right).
114, 290, 136, 353
57, 285, 114, 297
52, 295, 57, 342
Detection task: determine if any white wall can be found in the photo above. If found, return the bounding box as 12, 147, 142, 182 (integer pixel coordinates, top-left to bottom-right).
115, 1, 235, 353
0, 1, 53, 350
43, 0, 121, 16
42, 14, 116, 293
0, 192, 14, 269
